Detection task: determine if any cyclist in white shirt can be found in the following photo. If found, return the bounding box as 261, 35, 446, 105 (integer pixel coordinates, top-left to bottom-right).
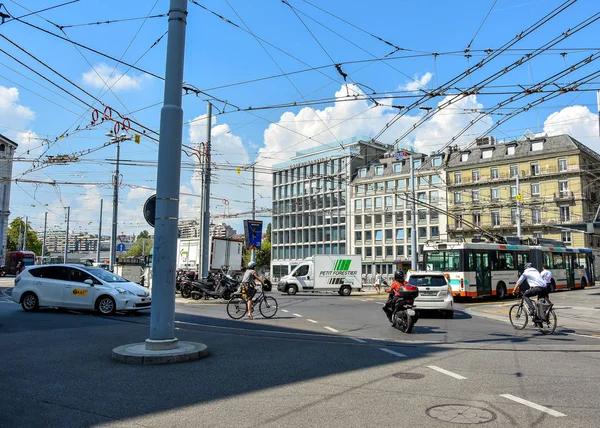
514, 263, 549, 317
540, 264, 553, 291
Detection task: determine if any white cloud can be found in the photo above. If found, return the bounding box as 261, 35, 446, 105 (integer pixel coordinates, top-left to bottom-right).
399, 72, 433, 92
543, 105, 600, 150
82, 63, 146, 91
0, 86, 38, 147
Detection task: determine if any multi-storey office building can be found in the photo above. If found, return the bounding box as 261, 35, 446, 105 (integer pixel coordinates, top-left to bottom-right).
349, 151, 449, 275
270, 137, 390, 279
0, 134, 17, 263
445, 134, 600, 248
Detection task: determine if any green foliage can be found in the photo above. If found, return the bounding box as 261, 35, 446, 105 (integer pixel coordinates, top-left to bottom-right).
126, 235, 153, 257
264, 223, 271, 242
242, 240, 271, 270
137, 230, 150, 240
7, 217, 42, 256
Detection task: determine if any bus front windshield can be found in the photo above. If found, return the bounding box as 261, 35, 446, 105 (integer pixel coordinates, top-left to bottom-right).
426, 250, 461, 272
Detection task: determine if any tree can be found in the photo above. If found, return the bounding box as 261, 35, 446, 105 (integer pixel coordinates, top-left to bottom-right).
241, 240, 271, 271
264, 223, 271, 242
7, 217, 43, 255
126, 231, 153, 257
137, 230, 150, 240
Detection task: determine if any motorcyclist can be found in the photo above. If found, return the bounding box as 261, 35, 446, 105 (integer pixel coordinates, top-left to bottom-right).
513, 263, 549, 318
382, 270, 405, 323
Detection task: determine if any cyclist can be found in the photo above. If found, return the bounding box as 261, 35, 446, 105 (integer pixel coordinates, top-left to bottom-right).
240, 261, 265, 320
382, 270, 405, 323
513, 263, 549, 319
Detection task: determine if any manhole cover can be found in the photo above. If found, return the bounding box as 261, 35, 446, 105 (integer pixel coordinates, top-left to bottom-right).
393, 372, 425, 380
427, 405, 496, 424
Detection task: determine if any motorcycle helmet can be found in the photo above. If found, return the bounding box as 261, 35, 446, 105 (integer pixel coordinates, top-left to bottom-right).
524, 262, 533, 269
248, 261, 257, 268
394, 270, 405, 282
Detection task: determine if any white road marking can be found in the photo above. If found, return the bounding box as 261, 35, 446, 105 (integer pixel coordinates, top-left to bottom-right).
350, 337, 366, 343
307, 319, 318, 323
427, 366, 467, 380
324, 326, 339, 333
566, 332, 600, 340
281, 309, 289, 313
293, 313, 302, 317
375, 302, 385, 305
360, 299, 368, 302
500, 394, 566, 417
379, 348, 406, 358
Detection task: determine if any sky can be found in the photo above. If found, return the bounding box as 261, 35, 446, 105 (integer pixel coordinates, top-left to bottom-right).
1, 0, 599, 238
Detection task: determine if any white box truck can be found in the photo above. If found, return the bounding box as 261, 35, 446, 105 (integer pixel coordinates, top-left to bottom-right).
277, 255, 362, 296
177, 237, 243, 272
177, 238, 201, 270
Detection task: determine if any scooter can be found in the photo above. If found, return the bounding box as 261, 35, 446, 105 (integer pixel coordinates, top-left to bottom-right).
187, 276, 237, 300
390, 284, 420, 334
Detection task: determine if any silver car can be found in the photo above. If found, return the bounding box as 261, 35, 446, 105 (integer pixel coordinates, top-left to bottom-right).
12, 264, 151, 315
406, 271, 454, 318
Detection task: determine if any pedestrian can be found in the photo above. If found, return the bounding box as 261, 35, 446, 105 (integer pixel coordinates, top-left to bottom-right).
540, 264, 553, 292
374, 271, 382, 294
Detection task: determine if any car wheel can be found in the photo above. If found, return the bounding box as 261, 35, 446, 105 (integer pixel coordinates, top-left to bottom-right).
21, 292, 39, 312
96, 296, 116, 315
286, 285, 297, 295
443, 310, 454, 319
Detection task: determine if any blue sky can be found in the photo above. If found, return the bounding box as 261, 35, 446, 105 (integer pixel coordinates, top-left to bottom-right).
1, 0, 599, 237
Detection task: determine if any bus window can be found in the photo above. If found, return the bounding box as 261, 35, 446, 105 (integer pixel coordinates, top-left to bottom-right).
425, 250, 461, 271
496, 251, 514, 270
516, 252, 529, 273
543, 252, 551, 268
578, 254, 587, 269
552, 253, 564, 269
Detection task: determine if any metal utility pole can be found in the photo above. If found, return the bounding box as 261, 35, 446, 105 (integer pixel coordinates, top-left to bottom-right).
64, 207, 70, 263
23, 217, 28, 251
0, 184, 6, 259
149, 0, 188, 345
42, 212, 47, 263
197, 142, 205, 273
201, 103, 212, 278
516, 173, 522, 238
17, 221, 21, 250
410, 155, 417, 271
110, 140, 121, 271
97, 199, 103, 263
251, 165, 256, 263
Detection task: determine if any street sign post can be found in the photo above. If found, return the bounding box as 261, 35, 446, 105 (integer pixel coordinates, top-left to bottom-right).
116, 243, 126, 252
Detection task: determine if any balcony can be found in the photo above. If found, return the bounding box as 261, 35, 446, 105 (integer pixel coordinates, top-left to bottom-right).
554, 191, 574, 202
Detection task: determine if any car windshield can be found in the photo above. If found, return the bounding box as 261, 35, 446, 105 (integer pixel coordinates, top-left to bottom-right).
80, 267, 128, 282
408, 275, 447, 287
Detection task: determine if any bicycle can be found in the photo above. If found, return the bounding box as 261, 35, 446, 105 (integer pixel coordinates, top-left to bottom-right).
226, 287, 278, 320
509, 293, 557, 335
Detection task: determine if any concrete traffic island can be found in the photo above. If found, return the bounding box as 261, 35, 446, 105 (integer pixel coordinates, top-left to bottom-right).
112, 338, 208, 365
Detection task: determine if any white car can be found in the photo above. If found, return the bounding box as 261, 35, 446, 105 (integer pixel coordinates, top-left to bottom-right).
12, 264, 151, 315
406, 271, 454, 318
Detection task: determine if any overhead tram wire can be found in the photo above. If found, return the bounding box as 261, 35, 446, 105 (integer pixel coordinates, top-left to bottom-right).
56, 13, 167, 29
465, 0, 498, 53
0, 0, 79, 25
369, 0, 577, 143
389, 10, 600, 150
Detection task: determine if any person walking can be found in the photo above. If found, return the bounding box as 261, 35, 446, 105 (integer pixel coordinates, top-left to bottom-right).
374, 271, 383, 294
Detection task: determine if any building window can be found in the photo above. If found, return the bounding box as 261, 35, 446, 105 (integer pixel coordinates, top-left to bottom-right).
364, 199, 372, 210
511, 208, 518, 225
507, 145, 515, 155
385, 229, 393, 241
413, 159, 421, 168
419, 176, 428, 186
432, 156, 442, 167
396, 246, 404, 256
375, 230, 383, 242
531, 162, 540, 176
482, 150, 493, 159
472, 169, 480, 182
532, 141, 544, 151
562, 231, 572, 243
430, 226, 439, 237
558, 158, 567, 172
559, 180, 569, 196
397, 179, 406, 189
375, 247, 383, 257
532, 208, 541, 224
431, 175, 441, 184
385, 196, 393, 209
366, 247, 372, 257
365, 230, 372, 241
354, 200, 362, 211
531, 183, 540, 197
396, 212, 404, 225
376, 182, 384, 192
492, 211, 500, 226
430, 191, 439, 204
394, 163, 402, 173
396, 195, 404, 208
455, 215, 463, 229
491, 167, 499, 180
355, 215, 362, 226
418, 210, 427, 222
491, 187, 499, 201
510, 185, 517, 199
386, 180, 395, 190
375, 197, 382, 209
461, 153, 469, 162
359, 168, 366, 178
454, 172, 462, 184
375, 166, 384, 175
560, 205, 570, 222
430, 210, 439, 222
355, 231, 362, 242
472, 189, 480, 202
472, 213, 481, 227
417, 192, 426, 202
386, 246, 394, 257
396, 229, 405, 240
510, 165, 518, 178
356, 184, 365, 194
365, 215, 372, 227
418, 227, 427, 238
454, 192, 462, 204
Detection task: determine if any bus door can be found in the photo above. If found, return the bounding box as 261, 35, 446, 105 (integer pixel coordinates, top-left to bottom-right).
516, 252, 530, 290
588, 255, 596, 286
565, 254, 576, 289
474, 252, 492, 295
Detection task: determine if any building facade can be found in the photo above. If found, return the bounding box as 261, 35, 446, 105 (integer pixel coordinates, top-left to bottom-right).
270, 137, 389, 279
210, 222, 236, 238
178, 219, 200, 238
349, 151, 449, 275
0, 134, 17, 263
42, 229, 111, 254
446, 134, 600, 248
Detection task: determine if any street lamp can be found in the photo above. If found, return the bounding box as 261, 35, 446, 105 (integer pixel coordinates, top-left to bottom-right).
106, 131, 132, 271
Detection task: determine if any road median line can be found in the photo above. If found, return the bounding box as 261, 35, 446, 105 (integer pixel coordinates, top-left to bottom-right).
500, 393, 566, 417
427, 365, 467, 380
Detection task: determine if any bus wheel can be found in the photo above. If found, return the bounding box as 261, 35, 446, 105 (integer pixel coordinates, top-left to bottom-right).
495, 282, 507, 300
581, 278, 587, 290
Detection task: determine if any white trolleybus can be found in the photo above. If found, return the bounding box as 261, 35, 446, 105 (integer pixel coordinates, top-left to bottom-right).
422, 241, 595, 299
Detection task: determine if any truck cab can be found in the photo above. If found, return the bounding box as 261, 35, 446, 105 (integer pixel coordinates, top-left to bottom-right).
278, 262, 313, 295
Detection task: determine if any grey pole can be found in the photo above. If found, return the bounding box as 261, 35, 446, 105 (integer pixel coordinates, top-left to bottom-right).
201, 103, 212, 278
410, 155, 417, 271
110, 141, 121, 271
0, 184, 6, 258
197, 142, 204, 273
251, 165, 256, 263
516, 173, 522, 239
97, 199, 103, 263
64, 207, 70, 263
17, 221, 21, 251
148, 0, 188, 346
23, 216, 28, 251
42, 212, 47, 263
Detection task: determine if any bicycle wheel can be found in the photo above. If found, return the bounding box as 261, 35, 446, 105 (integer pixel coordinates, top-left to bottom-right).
259, 296, 278, 318
509, 304, 528, 330
227, 297, 248, 320
539, 310, 557, 335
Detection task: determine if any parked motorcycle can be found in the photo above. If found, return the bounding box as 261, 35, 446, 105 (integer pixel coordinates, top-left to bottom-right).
181, 271, 238, 300
0, 265, 6, 277
391, 284, 420, 333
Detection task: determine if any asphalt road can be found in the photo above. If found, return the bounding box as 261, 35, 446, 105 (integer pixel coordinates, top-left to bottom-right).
1, 279, 599, 428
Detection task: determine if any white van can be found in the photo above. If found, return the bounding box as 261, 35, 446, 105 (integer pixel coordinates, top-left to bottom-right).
277, 255, 362, 296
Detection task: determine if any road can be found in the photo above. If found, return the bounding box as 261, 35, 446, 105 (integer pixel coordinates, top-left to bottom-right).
1, 277, 599, 427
